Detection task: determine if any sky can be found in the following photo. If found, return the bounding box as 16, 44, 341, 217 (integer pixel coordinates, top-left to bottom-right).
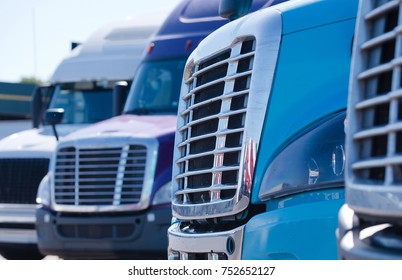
0, 0, 181, 83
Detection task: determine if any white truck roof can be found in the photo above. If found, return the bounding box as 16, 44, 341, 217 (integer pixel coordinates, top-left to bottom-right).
50, 18, 160, 83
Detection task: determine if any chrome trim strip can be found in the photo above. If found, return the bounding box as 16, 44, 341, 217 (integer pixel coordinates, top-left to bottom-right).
175, 165, 240, 180
175, 184, 237, 195
182, 71, 252, 101
114, 145, 129, 205
361, 31, 396, 50
191, 53, 255, 78
178, 108, 247, 133
357, 62, 393, 80
175, 147, 242, 163
365, 0, 399, 21
0, 229, 37, 244
352, 156, 402, 169
177, 128, 244, 148
180, 90, 249, 116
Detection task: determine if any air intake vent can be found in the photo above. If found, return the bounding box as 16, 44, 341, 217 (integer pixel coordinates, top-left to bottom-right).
172, 38, 256, 219
347, 0, 402, 217
54, 145, 147, 207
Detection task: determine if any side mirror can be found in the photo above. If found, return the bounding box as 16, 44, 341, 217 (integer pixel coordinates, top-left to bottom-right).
32, 85, 53, 128
219, 0, 253, 21
45, 108, 64, 141
71, 42, 81, 50
113, 81, 129, 116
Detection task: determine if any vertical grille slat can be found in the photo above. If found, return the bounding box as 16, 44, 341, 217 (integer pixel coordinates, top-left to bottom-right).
54, 145, 147, 207
174, 38, 256, 209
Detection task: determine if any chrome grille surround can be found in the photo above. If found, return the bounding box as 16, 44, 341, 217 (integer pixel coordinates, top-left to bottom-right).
51, 136, 158, 212
171, 9, 282, 220
346, 0, 402, 218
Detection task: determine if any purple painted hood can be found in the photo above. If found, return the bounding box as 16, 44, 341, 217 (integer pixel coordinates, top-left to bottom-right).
63, 114, 177, 141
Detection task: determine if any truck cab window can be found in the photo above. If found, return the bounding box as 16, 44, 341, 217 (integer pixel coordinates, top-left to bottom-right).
124, 59, 186, 115
48, 82, 114, 124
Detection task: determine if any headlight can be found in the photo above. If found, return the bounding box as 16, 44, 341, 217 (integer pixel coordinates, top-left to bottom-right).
259, 111, 346, 201
36, 172, 51, 207
152, 181, 172, 205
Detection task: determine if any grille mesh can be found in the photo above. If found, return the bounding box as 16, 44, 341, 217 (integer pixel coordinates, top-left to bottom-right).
0, 158, 49, 204
174, 38, 255, 208
54, 145, 146, 206
57, 224, 135, 239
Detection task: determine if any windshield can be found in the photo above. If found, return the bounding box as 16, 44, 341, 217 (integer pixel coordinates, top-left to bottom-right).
48, 81, 115, 124
124, 59, 186, 115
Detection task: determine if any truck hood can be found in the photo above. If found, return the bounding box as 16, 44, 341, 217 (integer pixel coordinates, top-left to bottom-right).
196, 0, 359, 40
63, 114, 178, 141
0, 124, 87, 158
277, 0, 358, 35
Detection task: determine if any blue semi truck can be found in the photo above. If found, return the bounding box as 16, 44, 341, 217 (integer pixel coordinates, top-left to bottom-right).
168, 0, 357, 259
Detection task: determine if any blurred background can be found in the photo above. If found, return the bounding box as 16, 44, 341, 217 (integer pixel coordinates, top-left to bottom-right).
0, 0, 181, 83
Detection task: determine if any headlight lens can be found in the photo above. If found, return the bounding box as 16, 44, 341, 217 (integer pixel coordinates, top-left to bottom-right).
36, 172, 51, 207
152, 181, 172, 205
259, 111, 346, 201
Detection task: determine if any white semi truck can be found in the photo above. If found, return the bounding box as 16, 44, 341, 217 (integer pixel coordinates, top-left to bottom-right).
337, 0, 402, 259
0, 18, 158, 259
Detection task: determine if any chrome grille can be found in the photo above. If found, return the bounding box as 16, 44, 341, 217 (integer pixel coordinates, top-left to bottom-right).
346, 0, 402, 217
173, 38, 256, 219
54, 145, 147, 207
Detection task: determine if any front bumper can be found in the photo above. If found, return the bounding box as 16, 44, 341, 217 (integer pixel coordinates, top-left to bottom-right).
168, 223, 244, 260
36, 206, 171, 259
0, 204, 37, 245
337, 204, 402, 259
242, 199, 343, 260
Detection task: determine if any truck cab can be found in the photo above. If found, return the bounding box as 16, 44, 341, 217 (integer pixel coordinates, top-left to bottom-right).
338, 0, 402, 259
35, 0, 229, 260
168, 0, 357, 259
0, 19, 158, 259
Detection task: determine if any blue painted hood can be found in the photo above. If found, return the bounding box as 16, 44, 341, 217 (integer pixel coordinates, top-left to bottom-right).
278, 0, 358, 35
251, 0, 358, 203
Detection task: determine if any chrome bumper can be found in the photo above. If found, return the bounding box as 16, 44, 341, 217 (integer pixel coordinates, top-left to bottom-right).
0, 204, 37, 244
337, 204, 402, 260
168, 223, 244, 260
